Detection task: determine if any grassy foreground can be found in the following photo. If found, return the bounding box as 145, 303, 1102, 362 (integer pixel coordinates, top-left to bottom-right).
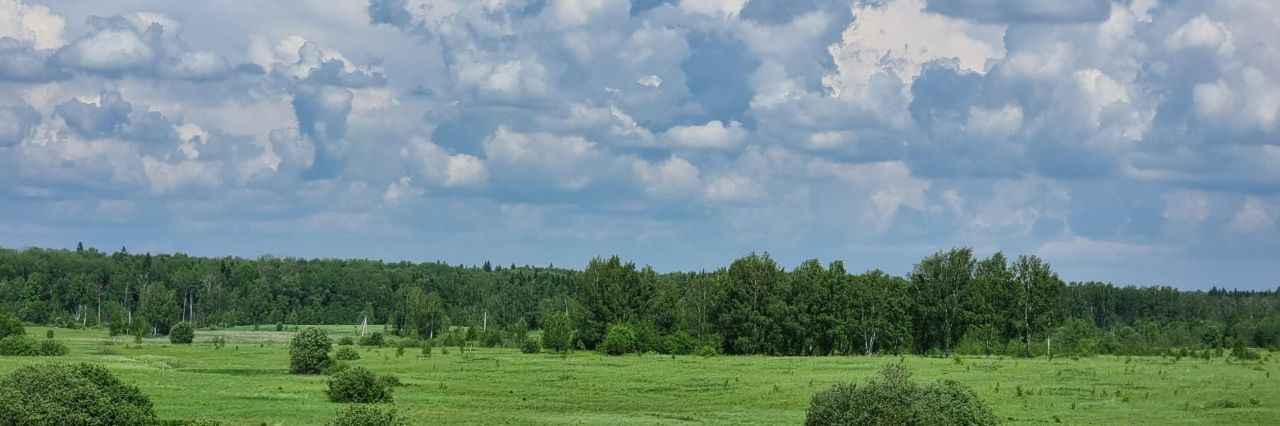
0, 326, 1277, 425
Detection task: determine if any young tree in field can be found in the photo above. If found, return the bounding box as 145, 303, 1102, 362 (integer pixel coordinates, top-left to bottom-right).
909, 248, 975, 357
541, 312, 573, 353
1012, 255, 1064, 357
290, 327, 333, 374
846, 270, 912, 355
717, 252, 784, 355
968, 253, 1015, 356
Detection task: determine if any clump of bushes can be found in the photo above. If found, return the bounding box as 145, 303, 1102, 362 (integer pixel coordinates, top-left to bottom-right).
0, 362, 156, 425
170, 322, 195, 344
290, 327, 333, 374
39, 339, 68, 356
521, 337, 541, 354
359, 332, 384, 347
326, 366, 395, 403
327, 404, 406, 426
805, 364, 997, 426
0, 315, 23, 340
338, 336, 355, 346
0, 335, 38, 356
600, 324, 638, 356
335, 346, 361, 361
541, 313, 573, 353
276, 322, 285, 332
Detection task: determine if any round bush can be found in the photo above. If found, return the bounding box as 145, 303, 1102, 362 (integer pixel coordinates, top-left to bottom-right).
358, 332, 384, 347
170, 321, 195, 344
600, 324, 638, 356
39, 339, 68, 356
805, 364, 996, 426
0, 335, 38, 356
521, 337, 542, 354
0, 362, 156, 425
338, 336, 355, 346
276, 322, 285, 332
290, 327, 333, 374
327, 404, 406, 426
326, 366, 394, 403
0, 315, 23, 340
335, 346, 361, 361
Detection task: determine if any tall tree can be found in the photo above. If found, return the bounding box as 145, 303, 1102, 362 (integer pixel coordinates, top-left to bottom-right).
968, 252, 1015, 356
909, 248, 975, 357
847, 270, 912, 355
1012, 255, 1064, 357
717, 252, 784, 355
138, 283, 179, 335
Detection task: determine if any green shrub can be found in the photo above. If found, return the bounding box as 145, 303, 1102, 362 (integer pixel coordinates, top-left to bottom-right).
290, 327, 333, 374
804, 364, 997, 426
542, 312, 574, 353
0, 335, 38, 356
600, 324, 638, 356
326, 367, 394, 403
170, 322, 195, 344
0, 362, 156, 425
694, 345, 720, 357
521, 337, 542, 354
665, 331, 700, 355
338, 336, 355, 346
327, 404, 407, 426
46, 329, 54, 339
0, 315, 24, 340
210, 336, 226, 349
378, 373, 401, 388
481, 328, 503, 348
276, 322, 285, 332
39, 339, 68, 356
359, 332, 384, 347
421, 341, 433, 357
335, 346, 361, 361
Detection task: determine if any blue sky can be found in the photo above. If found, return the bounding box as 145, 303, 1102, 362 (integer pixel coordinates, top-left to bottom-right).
0, 0, 1277, 289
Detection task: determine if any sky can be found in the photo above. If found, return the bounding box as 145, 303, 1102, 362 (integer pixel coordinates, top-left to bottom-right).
0, 0, 1277, 289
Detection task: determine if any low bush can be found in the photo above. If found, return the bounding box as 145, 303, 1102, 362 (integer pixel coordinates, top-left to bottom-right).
805, 364, 997, 426
290, 327, 333, 374
170, 322, 195, 344
39, 339, 68, 356
0, 335, 38, 356
481, 328, 503, 348
600, 324, 638, 356
335, 346, 361, 361
521, 337, 541, 354
326, 367, 394, 403
421, 341, 433, 357
359, 332, 384, 347
327, 404, 407, 426
276, 322, 285, 332
338, 336, 355, 346
0, 315, 23, 340
0, 362, 156, 425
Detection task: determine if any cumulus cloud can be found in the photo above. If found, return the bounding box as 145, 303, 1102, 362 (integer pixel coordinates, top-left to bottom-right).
401, 136, 487, 188
663, 120, 748, 149
483, 127, 603, 190
632, 155, 701, 198
926, 0, 1112, 23
1227, 197, 1275, 235
0, 102, 40, 146
0, 0, 66, 49
53, 14, 231, 79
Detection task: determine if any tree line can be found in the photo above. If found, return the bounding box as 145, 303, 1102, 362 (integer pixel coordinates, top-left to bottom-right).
1, 245, 1277, 356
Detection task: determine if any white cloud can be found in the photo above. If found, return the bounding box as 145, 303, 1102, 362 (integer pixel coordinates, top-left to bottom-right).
679, 0, 749, 19
383, 176, 424, 204
58, 29, 154, 71
966, 104, 1023, 138
632, 155, 701, 198
704, 174, 763, 202
1227, 196, 1275, 235
1162, 190, 1211, 233
663, 120, 748, 150
401, 136, 487, 188
1037, 236, 1156, 260
0, 0, 66, 50
808, 159, 932, 232
1167, 14, 1234, 55
483, 127, 600, 190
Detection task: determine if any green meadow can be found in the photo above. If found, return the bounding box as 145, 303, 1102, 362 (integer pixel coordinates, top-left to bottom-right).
1, 326, 1277, 425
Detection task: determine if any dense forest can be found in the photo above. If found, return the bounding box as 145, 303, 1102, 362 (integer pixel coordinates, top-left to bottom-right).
1, 245, 1277, 357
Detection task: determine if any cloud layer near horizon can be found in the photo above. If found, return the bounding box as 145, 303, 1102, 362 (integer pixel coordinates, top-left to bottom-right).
0, 0, 1277, 288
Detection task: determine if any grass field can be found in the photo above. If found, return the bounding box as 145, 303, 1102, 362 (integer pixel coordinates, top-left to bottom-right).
1, 326, 1277, 425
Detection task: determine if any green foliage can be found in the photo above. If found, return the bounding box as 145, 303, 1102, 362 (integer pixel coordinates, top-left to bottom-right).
481, 327, 503, 348
521, 336, 541, 354
326, 366, 394, 403
601, 323, 638, 355
804, 364, 997, 426
170, 322, 195, 344
1230, 337, 1260, 360
335, 346, 361, 361
46, 329, 53, 339
0, 335, 38, 356
359, 332, 384, 347
0, 315, 24, 340
139, 283, 180, 336
421, 341, 433, 356
464, 325, 478, 342
39, 339, 68, 356
276, 322, 285, 332
327, 404, 407, 426
718, 252, 784, 355
664, 330, 699, 355
338, 336, 355, 346
541, 312, 573, 353
290, 327, 333, 374
0, 362, 156, 425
